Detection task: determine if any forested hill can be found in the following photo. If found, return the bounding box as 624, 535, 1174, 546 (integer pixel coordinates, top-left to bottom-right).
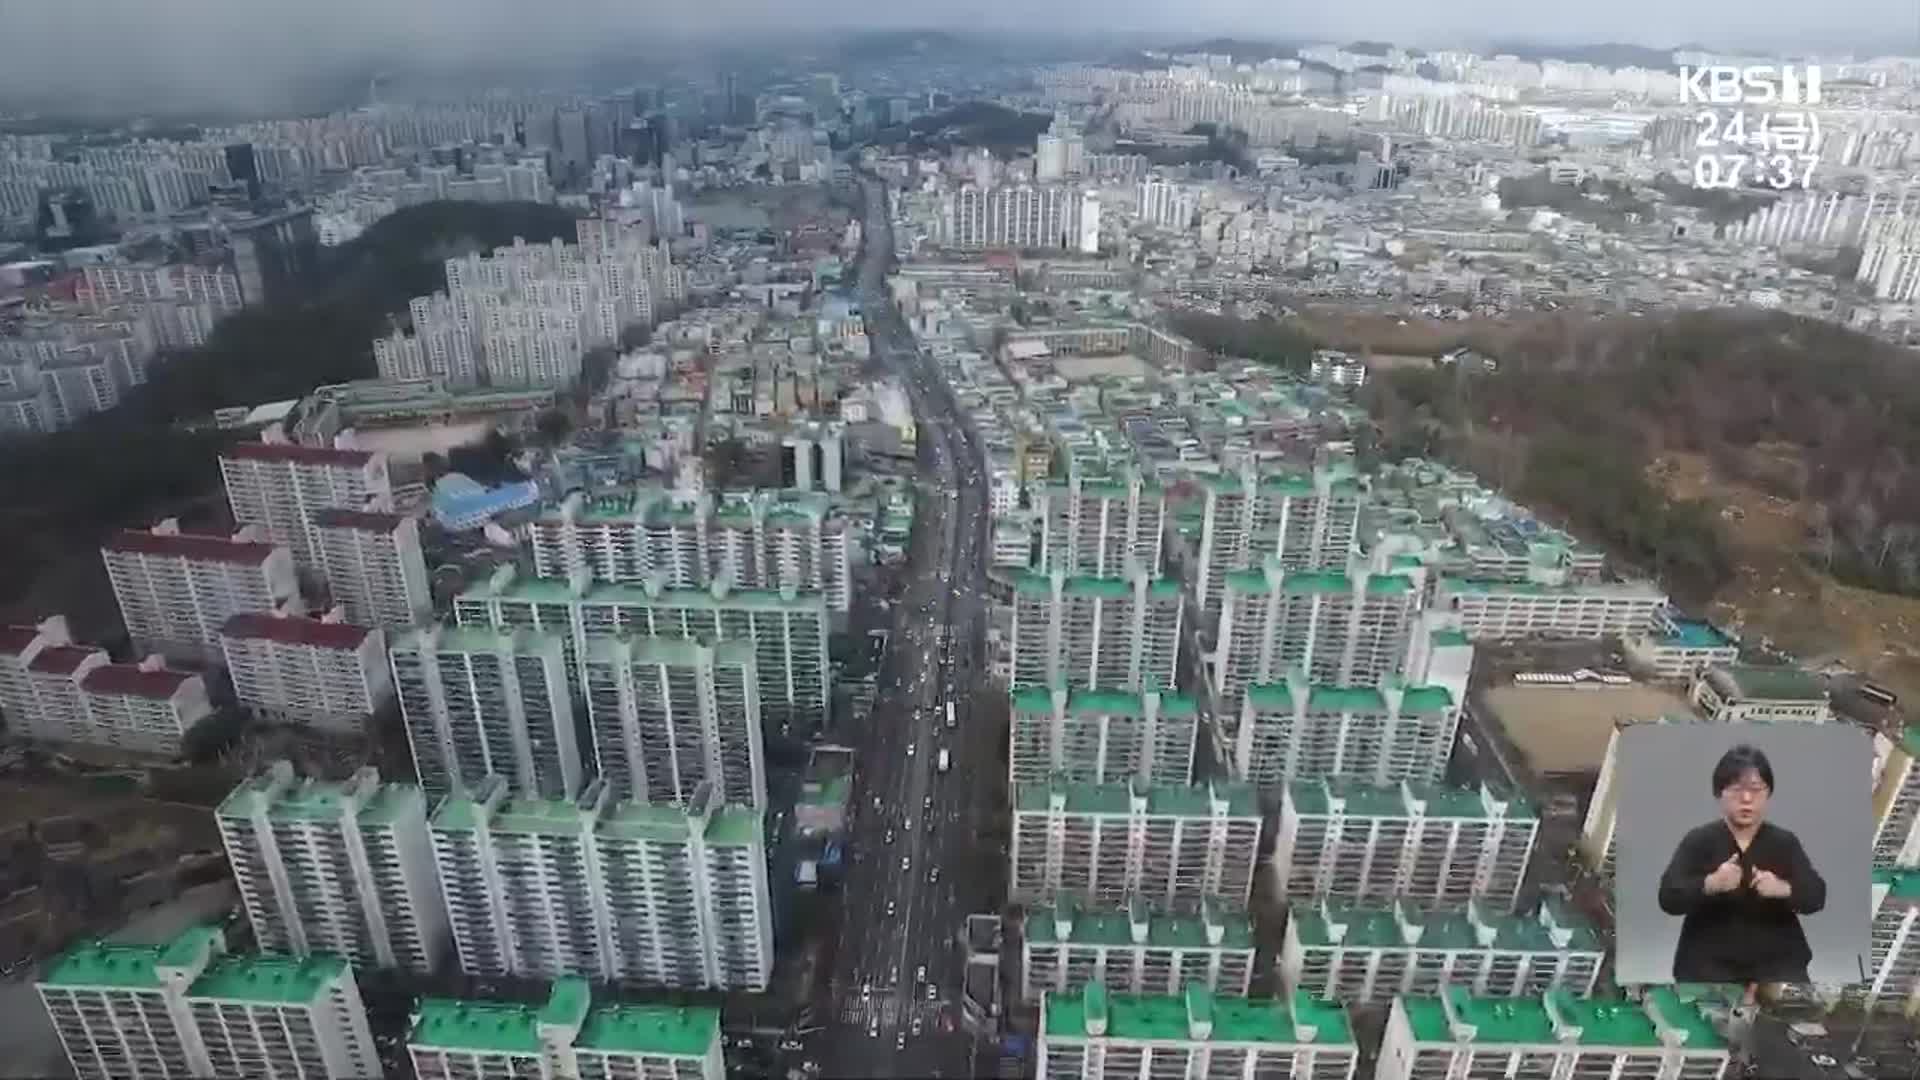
1364, 309, 1920, 602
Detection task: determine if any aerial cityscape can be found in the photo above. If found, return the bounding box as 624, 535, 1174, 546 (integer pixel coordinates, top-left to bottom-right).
3, 5, 1920, 1080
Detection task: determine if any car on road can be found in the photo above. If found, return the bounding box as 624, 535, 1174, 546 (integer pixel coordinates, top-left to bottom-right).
862, 981, 872, 999
895, 1032, 906, 1050
867, 1020, 878, 1039
910, 1017, 923, 1036
916, 964, 927, 982
779, 1039, 804, 1052
926, 983, 938, 1001
885, 900, 895, 916
906, 743, 916, 757
927, 866, 940, 883
900, 855, 911, 870
884, 829, 895, 844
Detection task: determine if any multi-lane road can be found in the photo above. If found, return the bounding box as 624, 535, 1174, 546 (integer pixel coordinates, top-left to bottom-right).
798, 175, 995, 1079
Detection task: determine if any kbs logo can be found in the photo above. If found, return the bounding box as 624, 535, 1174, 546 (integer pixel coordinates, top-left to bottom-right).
1678, 65, 1823, 106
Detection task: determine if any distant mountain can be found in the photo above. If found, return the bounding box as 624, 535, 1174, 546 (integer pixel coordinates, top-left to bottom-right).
1161, 37, 1302, 61
1343, 41, 1395, 56
1485, 41, 1687, 70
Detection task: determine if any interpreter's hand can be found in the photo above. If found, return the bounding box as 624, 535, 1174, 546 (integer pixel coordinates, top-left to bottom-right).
1752, 869, 1792, 900
1704, 856, 1745, 895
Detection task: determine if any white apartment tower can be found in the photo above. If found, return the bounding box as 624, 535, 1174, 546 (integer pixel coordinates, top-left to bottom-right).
389, 625, 584, 800
1039, 983, 1360, 1080
1373, 987, 1729, 1080
1282, 898, 1605, 1005
1009, 686, 1198, 786
102, 523, 303, 661
1195, 465, 1364, 619
309, 508, 431, 627
1010, 777, 1262, 913
0, 617, 214, 755
529, 487, 853, 612
1022, 898, 1257, 1000
1034, 469, 1168, 578
218, 442, 393, 570
584, 635, 767, 809
217, 762, 449, 975
430, 776, 773, 989
1275, 780, 1540, 912
1214, 564, 1417, 709
454, 566, 830, 732
219, 613, 392, 732
1010, 569, 1183, 691
1234, 673, 1464, 793
409, 978, 725, 1080
37, 926, 381, 1080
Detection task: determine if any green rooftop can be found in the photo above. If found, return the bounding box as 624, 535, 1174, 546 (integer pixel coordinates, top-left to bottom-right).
705, 807, 762, 845
188, 953, 346, 1005
1014, 778, 1258, 818
1308, 687, 1386, 713
1288, 902, 1601, 954
1287, 780, 1535, 820
1710, 664, 1826, 703
410, 999, 543, 1055
1876, 867, 1920, 900
1431, 628, 1471, 648
575, 1005, 719, 1057
40, 941, 166, 991
1028, 903, 1254, 950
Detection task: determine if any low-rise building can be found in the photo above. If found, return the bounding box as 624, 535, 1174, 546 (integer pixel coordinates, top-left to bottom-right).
1373, 987, 1729, 1080
1282, 898, 1604, 1005
1624, 614, 1739, 680
1023, 898, 1256, 1000
1431, 577, 1667, 642
1689, 664, 1831, 723
1038, 983, 1358, 1080
1275, 780, 1539, 912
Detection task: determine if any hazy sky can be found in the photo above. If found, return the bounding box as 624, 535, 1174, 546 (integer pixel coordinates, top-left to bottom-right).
1, 0, 1913, 115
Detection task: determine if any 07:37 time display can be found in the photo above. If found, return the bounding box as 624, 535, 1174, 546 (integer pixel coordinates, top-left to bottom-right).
1691, 152, 1818, 190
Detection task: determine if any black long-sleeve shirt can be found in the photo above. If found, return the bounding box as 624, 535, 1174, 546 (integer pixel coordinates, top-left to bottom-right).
1658, 820, 1826, 984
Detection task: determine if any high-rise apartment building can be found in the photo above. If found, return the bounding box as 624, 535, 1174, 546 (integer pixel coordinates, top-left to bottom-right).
1233, 676, 1462, 792
1038, 984, 1359, 1080
309, 509, 430, 627
454, 566, 829, 731
389, 625, 583, 800
1875, 729, 1920, 869
431, 776, 772, 989
1275, 780, 1539, 912
1009, 687, 1197, 786
1373, 988, 1729, 1080
181, 952, 380, 1080
409, 977, 725, 1080
1010, 570, 1182, 691
102, 523, 303, 661
1194, 465, 1364, 619
1214, 565, 1417, 708
1010, 777, 1262, 912
585, 635, 766, 808
0, 616, 213, 754
529, 487, 852, 612
1023, 898, 1256, 999
1282, 899, 1604, 1005
217, 762, 448, 975
1034, 470, 1167, 577
37, 926, 380, 1080
941, 183, 1089, 250
218, 442, 392, 570
220, 613, 392, 732
1841, 869, 1920, 1014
